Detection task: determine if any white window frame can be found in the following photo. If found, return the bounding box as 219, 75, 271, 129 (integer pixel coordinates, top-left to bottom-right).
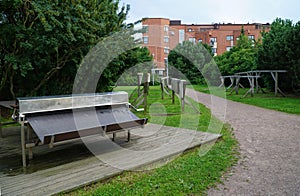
210, 37, 217, 46
212, 48, 217, 54
226, 35, 234, 41
248, 35, 255, 40
164, 25, 169, 32
164, 47, 169, 54
142, 25, 148, 33
179, 29, 185, 44
188, 37, 196, 43
164, 36, 169, 43
143, 36, 149, 44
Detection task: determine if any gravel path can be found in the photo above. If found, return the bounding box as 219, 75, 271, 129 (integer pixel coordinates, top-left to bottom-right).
186, 89, 300, 196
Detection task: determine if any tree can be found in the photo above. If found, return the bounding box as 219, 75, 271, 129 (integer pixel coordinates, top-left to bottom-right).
257, 18, 300, 92
214, 27, 258, 76
98, 47, 153, 91
168, 41, 213, 84
0, 0, 131, 99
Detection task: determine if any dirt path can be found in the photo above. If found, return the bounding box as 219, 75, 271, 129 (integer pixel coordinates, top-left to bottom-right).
186, 89, 300, 195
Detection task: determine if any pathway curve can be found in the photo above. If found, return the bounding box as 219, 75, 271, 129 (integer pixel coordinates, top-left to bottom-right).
186, 89, 300, 195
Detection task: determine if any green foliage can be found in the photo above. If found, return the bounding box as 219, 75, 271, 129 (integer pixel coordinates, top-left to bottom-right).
100, 47, 153, 91
257, 18, 300, 92
214, 27, 258, 77
0, 0, 136, 99
168, 41, 213, 84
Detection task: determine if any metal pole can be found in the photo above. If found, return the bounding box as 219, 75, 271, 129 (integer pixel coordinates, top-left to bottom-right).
20, 114, 27, 167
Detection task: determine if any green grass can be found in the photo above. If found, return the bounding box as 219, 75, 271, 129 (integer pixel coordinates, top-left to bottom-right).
192, 84, 300, 115
62, 86, 239, 196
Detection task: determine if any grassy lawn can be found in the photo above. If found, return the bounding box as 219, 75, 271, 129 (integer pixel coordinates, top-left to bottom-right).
63, 85, 239, 195
192, 84, 300, 115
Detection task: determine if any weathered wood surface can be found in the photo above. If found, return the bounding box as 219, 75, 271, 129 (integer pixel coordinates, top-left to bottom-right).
0, 124, 221, 196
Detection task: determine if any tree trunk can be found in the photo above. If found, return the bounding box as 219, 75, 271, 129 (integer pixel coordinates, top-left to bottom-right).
9, 70, 16, 100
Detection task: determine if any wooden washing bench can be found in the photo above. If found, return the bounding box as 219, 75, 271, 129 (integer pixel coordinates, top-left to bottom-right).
16, 92, 147, 167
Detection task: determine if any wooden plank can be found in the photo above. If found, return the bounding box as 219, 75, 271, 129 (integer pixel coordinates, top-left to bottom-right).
0, 124, 221, 196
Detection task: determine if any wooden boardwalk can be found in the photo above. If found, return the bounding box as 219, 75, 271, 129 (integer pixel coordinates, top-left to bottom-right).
0, 124, 221, 196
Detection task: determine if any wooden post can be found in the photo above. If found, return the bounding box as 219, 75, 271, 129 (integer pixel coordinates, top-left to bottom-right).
143, 73, 150, 113
255, 72, 259, 93
160, 78, 164, 100
227, 76, 235, 90
275, 72, 278, 97
171, 78, 176, 104
20, 114, 27, 167
235, 76, 240, 95
180, 80, 187, 112
137, 73, 143, 97
251, 77, 254, 97
218, 76, 225, 88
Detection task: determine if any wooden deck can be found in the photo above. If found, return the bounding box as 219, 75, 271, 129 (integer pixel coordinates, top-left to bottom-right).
0, 124, 221, 196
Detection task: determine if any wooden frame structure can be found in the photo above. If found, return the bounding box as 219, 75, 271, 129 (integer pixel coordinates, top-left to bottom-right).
220, 70, 287, 97
160, 77, 200, 113
130, 73, 150, 113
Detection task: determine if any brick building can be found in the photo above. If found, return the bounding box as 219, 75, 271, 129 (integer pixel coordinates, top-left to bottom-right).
142, 18, 270, 71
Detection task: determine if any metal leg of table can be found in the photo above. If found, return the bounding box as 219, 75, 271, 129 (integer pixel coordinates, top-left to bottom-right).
127, 130, 131, 142
112, 132, 116, 141
20, 117, 27, 167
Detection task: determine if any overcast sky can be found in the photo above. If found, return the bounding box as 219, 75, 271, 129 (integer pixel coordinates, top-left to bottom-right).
120, 0, 299, 24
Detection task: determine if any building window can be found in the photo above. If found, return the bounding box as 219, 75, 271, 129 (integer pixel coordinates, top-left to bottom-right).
210, 37, 217, 46
164, 36, 169, 43
189, 37, 196, 43
198, 39, 203, 43
164, 47, 169, 54
164, 58, 168, 65
179, 29, 185, 44
226, 35, 234, 41
143, 36, 149, 44
226, 46, 233, 51
164, 25, 169, 32
248, 35, 255, 40
212, 48, 217, 54
142, 25, 148, 33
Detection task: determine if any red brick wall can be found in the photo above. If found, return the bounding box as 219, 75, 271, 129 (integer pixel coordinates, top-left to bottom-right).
142, 18, 270, 68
